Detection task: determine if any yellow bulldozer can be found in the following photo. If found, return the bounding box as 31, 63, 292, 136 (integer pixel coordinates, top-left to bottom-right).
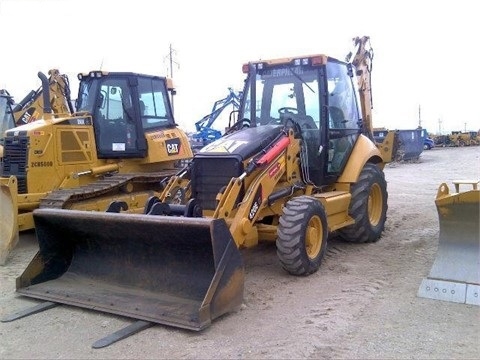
2, 36, 397, 347
0, 70, 193, 264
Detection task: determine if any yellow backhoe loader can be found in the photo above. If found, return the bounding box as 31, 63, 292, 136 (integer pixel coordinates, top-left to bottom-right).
0, 70, 193, 264
11, 68, 74, 125
2, 36, 397, 348
418, 180, 479, 305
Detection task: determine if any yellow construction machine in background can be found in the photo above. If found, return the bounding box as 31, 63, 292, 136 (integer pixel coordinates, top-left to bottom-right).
3, 36, 397, 348
11, 69, 74, 125
0, 70, 193, 264
0, 90, 15, 159
418, 180, 480, 305
0, 69, 73, 160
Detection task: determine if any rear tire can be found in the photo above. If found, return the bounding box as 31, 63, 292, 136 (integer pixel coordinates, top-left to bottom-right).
276, 196, 328, 276
338, 163, 388, 243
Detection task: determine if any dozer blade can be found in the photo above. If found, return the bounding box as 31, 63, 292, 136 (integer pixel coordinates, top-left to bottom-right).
0, 176, 19, 265
418, 182, 480, 305
16, 208, 245, 330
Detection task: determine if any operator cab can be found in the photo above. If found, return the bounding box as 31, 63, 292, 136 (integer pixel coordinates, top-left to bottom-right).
76, 72, 176, 159
238, 56, 363, 186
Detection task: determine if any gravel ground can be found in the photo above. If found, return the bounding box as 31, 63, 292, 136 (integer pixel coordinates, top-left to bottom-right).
1, 145, 479, 359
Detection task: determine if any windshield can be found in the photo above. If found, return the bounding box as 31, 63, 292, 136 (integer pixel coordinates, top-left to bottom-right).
239, 66, 320, 128
76, 79, 98, 113
137, 76, 175, 129
76, 76, 175, 130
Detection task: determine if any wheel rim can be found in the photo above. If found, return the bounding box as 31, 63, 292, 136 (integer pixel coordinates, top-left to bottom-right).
305, 216, 323, 259
368, 183, 383, 226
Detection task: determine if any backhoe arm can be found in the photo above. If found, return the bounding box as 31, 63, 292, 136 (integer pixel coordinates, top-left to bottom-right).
350, 36, 374, 139
13, 69, 73, 125
46, 69, 74, 115
350, 36, 396, 163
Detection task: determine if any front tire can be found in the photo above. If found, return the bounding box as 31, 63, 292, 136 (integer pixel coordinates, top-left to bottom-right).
338, 163, 388, 243
276, 196, 328, 276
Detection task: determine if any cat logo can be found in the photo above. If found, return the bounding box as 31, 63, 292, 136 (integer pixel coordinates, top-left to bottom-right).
19, 107, 38, 125
165, 138, 181, 155
201, 139, 248, 153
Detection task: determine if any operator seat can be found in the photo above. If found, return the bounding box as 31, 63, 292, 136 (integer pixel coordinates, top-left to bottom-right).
299, 115, 321, 184
139, 100, 146, 115
301, 115, 317, 130
328, 106, 351, 172
329, 106, 345, 128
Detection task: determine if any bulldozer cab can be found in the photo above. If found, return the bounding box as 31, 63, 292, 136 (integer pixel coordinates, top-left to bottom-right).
238, 56, 363, 186
76, 71, 176, 159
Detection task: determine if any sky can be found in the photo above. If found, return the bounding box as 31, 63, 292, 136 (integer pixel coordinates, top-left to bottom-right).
0, 0, 478, 135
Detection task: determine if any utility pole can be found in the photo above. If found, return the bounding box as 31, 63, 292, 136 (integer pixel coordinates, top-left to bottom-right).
164, 43, 179, 113
418, 105, 422, 128
438, 118, 442, 135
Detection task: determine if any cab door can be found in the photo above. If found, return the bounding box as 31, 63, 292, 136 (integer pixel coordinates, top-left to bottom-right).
325, 61, 362, 175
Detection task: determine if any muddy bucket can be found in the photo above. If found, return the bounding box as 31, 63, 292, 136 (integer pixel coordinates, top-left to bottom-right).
418, 181, 480, 305
16, 208, 245, 330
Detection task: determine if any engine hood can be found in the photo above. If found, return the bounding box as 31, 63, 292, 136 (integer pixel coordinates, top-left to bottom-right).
197, 125, 284, 161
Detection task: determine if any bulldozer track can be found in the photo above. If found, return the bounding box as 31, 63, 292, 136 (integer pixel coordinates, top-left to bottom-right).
39, 170, 177, 209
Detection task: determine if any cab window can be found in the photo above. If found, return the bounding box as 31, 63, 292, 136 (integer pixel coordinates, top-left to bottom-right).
137, 77, 173, 130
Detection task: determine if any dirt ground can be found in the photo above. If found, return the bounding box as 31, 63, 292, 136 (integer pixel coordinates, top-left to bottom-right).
1, 146, 479, 359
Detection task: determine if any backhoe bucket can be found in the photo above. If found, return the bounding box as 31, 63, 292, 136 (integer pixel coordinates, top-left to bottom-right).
418, 181, 480, 305
0, 176, 19, 265
16, 208, 245, 330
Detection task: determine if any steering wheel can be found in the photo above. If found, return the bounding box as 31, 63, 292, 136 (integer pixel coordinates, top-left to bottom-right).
278, 107, 299, 115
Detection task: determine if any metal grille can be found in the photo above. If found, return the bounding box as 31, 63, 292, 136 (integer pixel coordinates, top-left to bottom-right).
191, 157, 243, 211
2, 134, 29, 193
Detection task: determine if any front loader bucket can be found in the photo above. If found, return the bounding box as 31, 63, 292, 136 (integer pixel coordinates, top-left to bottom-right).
0, 176, 19, 265
418, 181, 480, 305
16, 208, 245, 330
